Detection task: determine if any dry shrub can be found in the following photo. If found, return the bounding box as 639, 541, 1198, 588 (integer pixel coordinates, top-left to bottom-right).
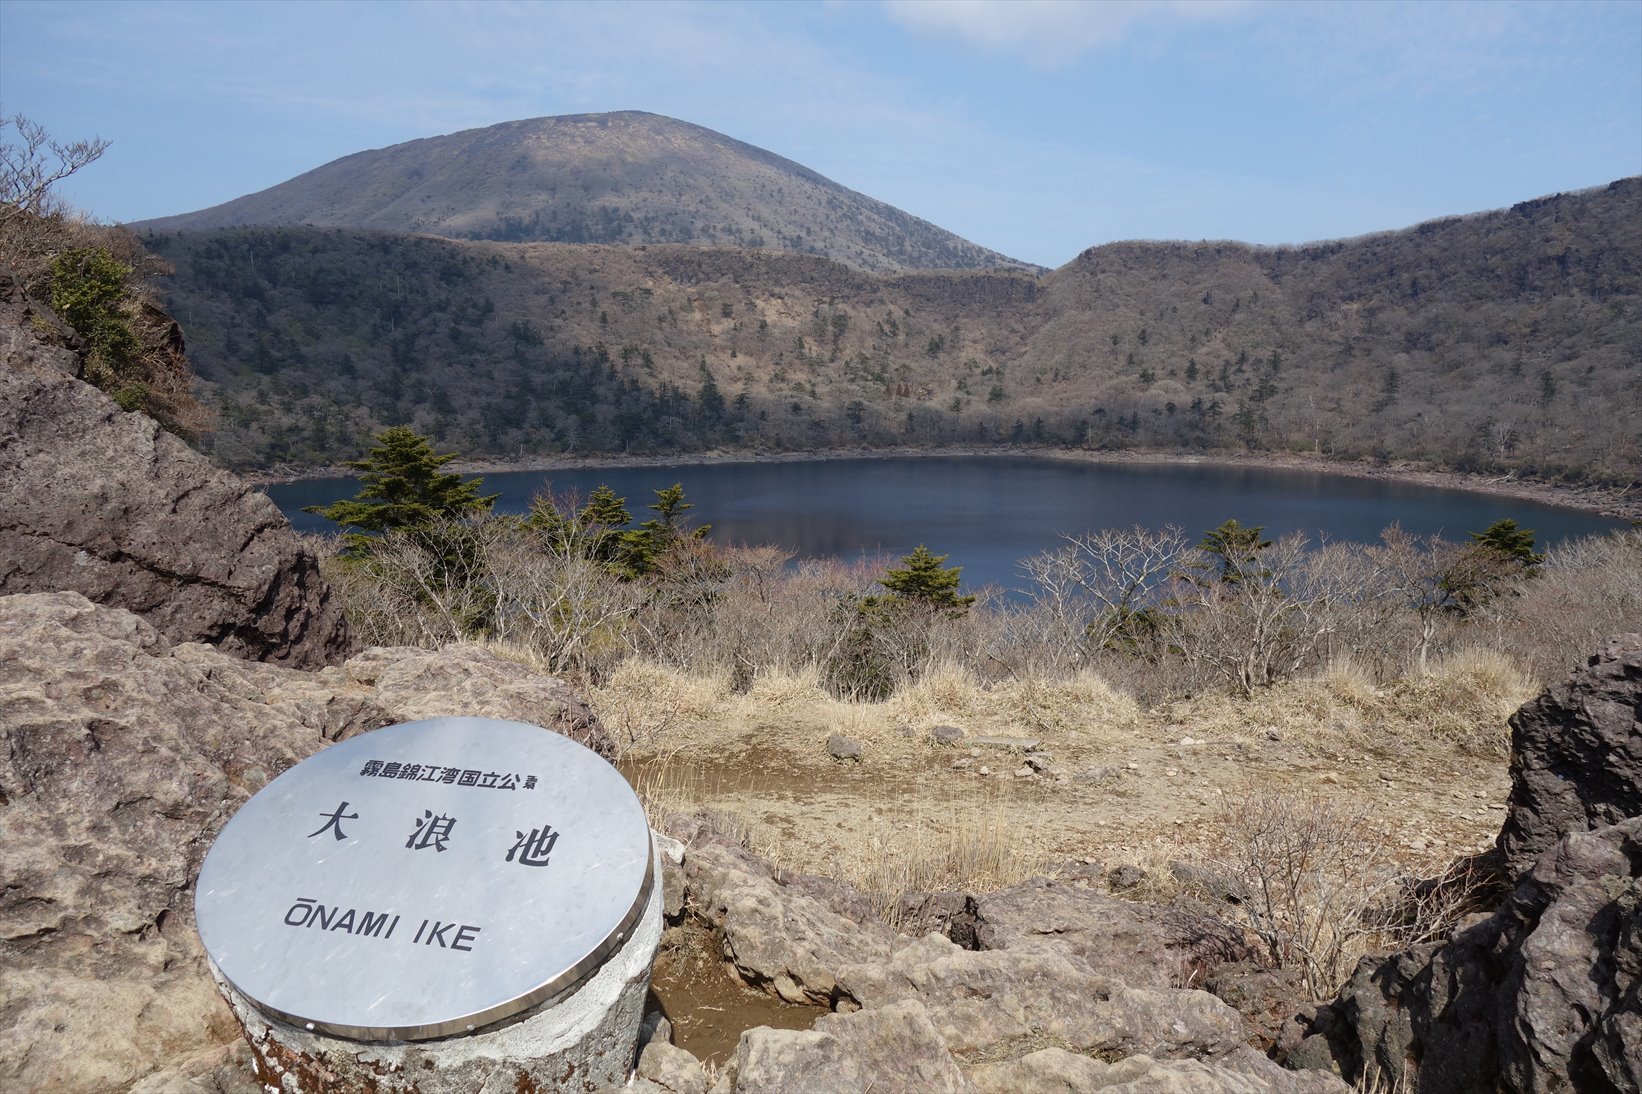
1500, 530, 1642, 682
989, 670, 1142, 738
1373, 646, 1536, 755
881, 661, 985, 727
1212, 791, 1396, 999
1164, 674, 1362, 750
744, 664, 830, 712
1318, 656, 1380, 707
1368, 852, 1503, 948
591, 661, 728, 750
873, 662, 1141, 747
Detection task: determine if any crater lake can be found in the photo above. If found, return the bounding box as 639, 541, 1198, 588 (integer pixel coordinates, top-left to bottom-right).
266, 456, 1630, 593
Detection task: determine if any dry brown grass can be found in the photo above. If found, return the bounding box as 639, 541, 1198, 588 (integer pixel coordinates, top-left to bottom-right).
883, 663, 1142, 744
595, 645, 1530, 951
845, 789, 1049, 926
588, 660, 732, 748
1368, 647, 1536, 755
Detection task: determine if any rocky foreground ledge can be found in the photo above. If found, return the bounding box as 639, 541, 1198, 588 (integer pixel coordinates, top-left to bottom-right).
640, 814, 1344, 1093
0, 593, 1636, 1092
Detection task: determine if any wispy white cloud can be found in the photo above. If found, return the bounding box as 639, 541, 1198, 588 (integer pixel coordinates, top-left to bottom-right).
881, 0, 1252, 67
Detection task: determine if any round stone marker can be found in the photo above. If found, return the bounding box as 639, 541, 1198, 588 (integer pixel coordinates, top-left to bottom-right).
195, 717, 653, 1041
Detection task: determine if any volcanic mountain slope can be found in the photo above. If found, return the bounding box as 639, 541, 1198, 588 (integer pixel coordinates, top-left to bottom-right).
143, 178, 1642, 483
134, 112, 1031, 276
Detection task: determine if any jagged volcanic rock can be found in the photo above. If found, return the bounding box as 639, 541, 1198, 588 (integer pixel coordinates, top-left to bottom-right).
0, 278, 352, 668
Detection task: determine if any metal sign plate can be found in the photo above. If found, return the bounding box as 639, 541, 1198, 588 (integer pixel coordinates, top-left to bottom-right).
195, 717, 653, 1041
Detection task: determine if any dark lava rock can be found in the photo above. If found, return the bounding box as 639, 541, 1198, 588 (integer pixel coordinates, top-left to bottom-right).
1497, 633, 1642, 878
1285, 635, 1642, 1093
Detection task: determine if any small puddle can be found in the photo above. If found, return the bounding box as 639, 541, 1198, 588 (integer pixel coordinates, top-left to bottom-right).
649, 921, 825, 1067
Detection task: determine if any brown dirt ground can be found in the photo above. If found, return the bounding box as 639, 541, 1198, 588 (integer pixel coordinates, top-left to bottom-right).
601, 656, 1528, 903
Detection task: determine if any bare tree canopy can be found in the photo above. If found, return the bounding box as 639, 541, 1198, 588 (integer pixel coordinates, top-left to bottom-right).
0, 112, 110, 226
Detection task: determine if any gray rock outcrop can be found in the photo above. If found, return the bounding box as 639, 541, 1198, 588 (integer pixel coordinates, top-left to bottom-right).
0, 268, 81, 378
666, 815, 895, 1006
1, 280, 352, 668
664, 816, 1346, 1092
0, 592, 613, 1092
1283, 635, 1642, 1092
972, 871, 1254, 987
1497, 633, 1642, 878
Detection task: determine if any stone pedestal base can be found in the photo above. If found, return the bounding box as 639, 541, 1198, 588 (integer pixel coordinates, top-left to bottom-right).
214, 842, 664, 1093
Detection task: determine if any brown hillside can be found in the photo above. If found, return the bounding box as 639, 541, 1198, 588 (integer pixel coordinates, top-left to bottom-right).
143, 178, 1641, 484
133, 112, 1031, 276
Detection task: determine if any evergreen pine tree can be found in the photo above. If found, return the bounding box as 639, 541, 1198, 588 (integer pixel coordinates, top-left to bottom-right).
619, 483, 710, 577
304, 426, 497, 551
1194, 519, 1272, 585
872, 545, 975, 614
1468, 518, 1543, 571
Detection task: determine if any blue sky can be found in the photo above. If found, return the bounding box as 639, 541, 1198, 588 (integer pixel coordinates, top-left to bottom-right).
2, 0, 1638, 268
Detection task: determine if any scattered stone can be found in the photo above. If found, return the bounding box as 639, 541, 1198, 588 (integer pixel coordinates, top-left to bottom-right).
971, 735, 1041, 751
1126, 761, 1141, 770
662, 858, 687, 922
826, 735, 863, 762
638, 1039, 709, 1094
1180, 735, 1199, 746
1107, 864, 1148, 892
929, 725, 964, 745
638, 1007, 673, 1050
654, 832, 687, 866
1025, 753, 1053, 773
1204, 961, 1311, 1051
890, 891, 974, 943
1014, 765, 1033, 778
1165, 767, 1179, 777
1320, 772, 1340, 784
978, 765, 991, 776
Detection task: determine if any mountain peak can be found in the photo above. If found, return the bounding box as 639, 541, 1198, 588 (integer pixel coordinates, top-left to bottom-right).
135, 112, 1032, 274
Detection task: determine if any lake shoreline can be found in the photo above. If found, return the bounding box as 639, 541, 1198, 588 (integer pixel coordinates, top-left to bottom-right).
247, 445, 1642, 524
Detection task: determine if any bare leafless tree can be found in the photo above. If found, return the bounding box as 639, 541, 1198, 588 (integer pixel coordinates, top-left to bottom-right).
1017, 525, 1191, 669
1213, 791, 1394, 999
0, 113, 108, 226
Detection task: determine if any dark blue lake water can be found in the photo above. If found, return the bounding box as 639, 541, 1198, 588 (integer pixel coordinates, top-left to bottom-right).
267, 456, 1628, 593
